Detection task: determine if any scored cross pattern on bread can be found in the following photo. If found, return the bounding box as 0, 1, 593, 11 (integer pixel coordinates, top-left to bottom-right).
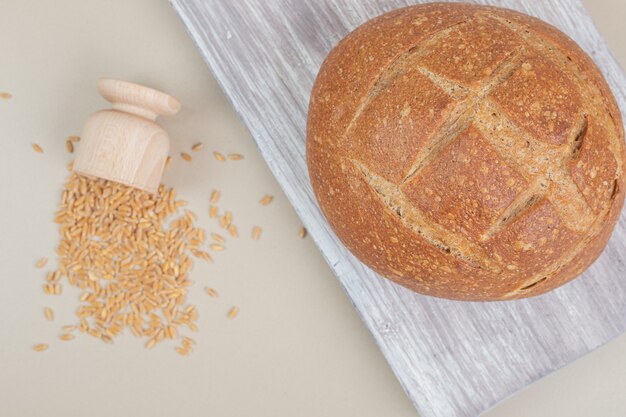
307, 4, 626, 300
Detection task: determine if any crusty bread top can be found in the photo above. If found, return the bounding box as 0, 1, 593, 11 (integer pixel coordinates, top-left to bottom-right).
306, 3, 626, 300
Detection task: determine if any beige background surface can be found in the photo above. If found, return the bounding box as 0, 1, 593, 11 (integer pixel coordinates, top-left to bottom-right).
0, 1, 625, 416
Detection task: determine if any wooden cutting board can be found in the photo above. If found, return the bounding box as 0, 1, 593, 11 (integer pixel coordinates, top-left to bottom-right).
170, 1, 626, 416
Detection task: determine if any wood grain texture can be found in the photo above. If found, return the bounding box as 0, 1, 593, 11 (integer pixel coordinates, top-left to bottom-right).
170, 1, 626, 416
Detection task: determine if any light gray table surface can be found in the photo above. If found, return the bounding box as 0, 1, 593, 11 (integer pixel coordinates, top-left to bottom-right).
0, 1, 626, 417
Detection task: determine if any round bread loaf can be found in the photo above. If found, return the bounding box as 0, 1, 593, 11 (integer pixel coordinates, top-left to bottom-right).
306, 3, 626, 301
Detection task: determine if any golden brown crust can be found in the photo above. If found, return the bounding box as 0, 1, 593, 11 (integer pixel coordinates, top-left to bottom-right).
306, 3, 626, 301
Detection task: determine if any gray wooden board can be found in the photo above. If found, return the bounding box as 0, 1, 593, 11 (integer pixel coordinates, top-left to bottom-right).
170, 1, 626, 416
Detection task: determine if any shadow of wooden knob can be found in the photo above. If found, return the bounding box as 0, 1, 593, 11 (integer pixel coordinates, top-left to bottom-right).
73, 78, 181, 194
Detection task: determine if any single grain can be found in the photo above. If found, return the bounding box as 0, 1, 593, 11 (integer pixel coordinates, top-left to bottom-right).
227, 306, 239, 319
259, 195, 274, 206
211, 233, 225, 243
209, 244, 225, 251
252, 226, 262, 240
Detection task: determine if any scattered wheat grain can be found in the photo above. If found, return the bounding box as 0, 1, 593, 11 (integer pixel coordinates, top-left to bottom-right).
35, 257, 48, 268
209, 244, 225, 251
228, 224, 238, 238
299, 227, 307, 238
213, 151, 225, 162
66, 140, 74, 153
197, 251, 213, 262
211, 233, 225, 243
32, 143, 43, 153
181, 152, 192, 162
252, 226, 262, 240
220, 212, 231, 229
227, 307, 239, 319
210, 190, 220, 204
259, 195, 273, 206
33, 344, 48, 352
60, 333, 74, 341
191, 143, 203, 152
227, 153, 244, 160
0, 92, 12, 99
205, 287, 218, 298
165, 156, 172, 169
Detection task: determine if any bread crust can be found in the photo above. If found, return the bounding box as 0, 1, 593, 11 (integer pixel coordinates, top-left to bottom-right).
306, 3, 626, 301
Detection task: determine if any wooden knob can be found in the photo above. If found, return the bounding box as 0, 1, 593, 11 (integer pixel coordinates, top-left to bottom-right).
98, 78, 181, 120
73, 79, 181, 194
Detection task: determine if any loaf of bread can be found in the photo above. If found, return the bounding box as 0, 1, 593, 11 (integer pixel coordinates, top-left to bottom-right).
306, 3, 626, 301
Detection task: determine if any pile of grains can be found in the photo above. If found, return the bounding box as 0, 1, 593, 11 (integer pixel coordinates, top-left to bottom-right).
30, 133, 309, 355
44, 172, 212, 354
